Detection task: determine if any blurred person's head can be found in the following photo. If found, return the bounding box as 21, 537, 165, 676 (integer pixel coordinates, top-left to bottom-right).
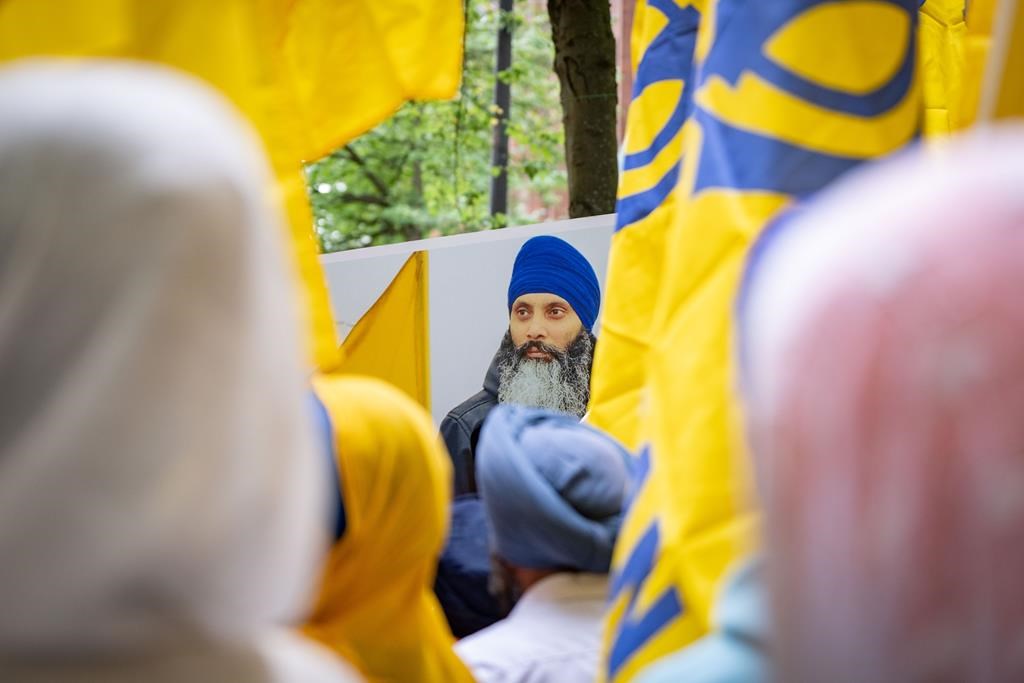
476, 406, 631, 608
740, 128, 1024, 682
498, 236, 600, 416
304, 374, 473, 683
0, 60, 333, 663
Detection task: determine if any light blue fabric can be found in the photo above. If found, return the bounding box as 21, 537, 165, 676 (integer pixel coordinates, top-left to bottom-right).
476, 406, 632, 571
636, 557, 769, 683
507, 235, 601, 330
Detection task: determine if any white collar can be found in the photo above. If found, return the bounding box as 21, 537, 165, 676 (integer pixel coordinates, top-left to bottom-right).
512, 572, 608, 615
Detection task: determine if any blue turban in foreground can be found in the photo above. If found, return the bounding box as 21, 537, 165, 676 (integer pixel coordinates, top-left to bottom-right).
507, 235, 601, 330
477, 406, 632, 572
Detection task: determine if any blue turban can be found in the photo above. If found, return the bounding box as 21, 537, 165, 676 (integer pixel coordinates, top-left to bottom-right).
507, 236, 601, 330
476, 406, 633, 572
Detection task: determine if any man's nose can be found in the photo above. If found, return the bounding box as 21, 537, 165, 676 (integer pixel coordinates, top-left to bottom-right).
526, 320, 546, 340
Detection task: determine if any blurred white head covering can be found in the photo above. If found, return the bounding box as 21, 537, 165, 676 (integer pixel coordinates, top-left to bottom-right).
0, 60, 331, 661
740, 127, 1024, 682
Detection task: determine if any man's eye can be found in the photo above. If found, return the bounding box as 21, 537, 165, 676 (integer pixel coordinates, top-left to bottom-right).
549, 308, 565, 317
516, 309, 529, 317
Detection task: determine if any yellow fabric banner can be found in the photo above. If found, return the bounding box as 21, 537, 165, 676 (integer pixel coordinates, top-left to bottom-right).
979, 0, 1024, 120
960, 0, 996, 126
0, 0, 463, 371
277, 1, 465, 163
337, 252, 431, 412
588, 0, 703, 452
600, 2, 922, 681
919, 0, 967, 135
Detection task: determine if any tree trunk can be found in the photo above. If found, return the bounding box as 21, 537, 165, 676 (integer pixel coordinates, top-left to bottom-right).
548, 0, 619, 217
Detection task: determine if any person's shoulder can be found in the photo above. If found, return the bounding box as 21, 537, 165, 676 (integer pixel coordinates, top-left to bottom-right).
443, 390, 497, 427
256, 630, 363, 682
633, 633, 766, 683
316, 374, 431, 431
456, 614, 597, 683
454, 617, 528, 680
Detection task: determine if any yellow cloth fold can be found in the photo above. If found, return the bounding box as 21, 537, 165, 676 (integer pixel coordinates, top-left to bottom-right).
337, 252, 431, 411
0, 0, 463, 371
588, 0, 701, 451
959, 0, 995, 127
978, 0, 1024, 120
918, 0, 966, 136
305, 374, 472, 683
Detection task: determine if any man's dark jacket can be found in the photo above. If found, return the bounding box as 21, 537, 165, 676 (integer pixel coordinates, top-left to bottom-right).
440, 349, 501, 496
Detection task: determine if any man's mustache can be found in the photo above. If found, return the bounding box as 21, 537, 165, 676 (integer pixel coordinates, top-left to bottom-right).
516, 340, 564, 358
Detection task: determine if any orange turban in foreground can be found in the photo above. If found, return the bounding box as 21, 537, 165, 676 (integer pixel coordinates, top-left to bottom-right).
305, 375, 473, 683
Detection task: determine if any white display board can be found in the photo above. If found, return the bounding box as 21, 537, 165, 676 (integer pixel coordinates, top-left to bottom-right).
319, 214, 615, 425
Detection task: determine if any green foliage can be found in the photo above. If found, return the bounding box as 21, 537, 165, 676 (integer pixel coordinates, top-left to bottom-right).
306, 0, 566, 253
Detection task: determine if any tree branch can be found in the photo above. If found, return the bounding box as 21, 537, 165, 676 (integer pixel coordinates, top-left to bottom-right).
341, 144, 391, 198
387, 105, 423, 189
338, 193, 391, 207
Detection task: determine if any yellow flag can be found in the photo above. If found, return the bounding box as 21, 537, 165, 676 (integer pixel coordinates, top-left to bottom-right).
0, 0, 463, 371
600, 2, 921, 680
960, 0, 996, 126
919, 0, 966, 136
588, 0, 703, 452
337, 252, 431, 412
979, 0, 1024, 120
277, 1, 465, 162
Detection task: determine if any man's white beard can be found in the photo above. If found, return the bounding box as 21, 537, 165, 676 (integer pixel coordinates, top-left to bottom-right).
498, 357, 587, 416
496, 330, 592, 417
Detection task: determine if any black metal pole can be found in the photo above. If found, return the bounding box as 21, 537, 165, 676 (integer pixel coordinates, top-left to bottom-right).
489, 0, 513, 218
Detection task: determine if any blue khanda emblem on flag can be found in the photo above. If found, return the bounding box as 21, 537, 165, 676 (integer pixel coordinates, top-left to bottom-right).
585, 0, 702, 451
605, 445, 685, 678
691, 0, 918, 197
615, 0, 701, 230
603, 1, 919, 680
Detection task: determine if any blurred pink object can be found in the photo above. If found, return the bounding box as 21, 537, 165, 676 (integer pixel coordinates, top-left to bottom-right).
743, 127, 1024, 682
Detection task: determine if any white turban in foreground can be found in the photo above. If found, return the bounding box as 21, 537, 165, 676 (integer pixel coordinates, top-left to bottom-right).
0, 60, 331, 662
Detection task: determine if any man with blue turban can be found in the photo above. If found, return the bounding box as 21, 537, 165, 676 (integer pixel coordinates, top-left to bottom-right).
440, 235, 601, 497
455, 406, 632, 683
